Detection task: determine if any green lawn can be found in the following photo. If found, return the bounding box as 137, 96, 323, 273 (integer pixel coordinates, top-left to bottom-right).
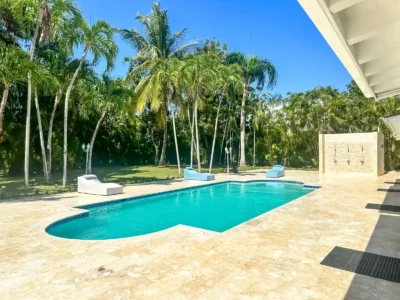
0, 165, 316, 200
0, 165, 181, 200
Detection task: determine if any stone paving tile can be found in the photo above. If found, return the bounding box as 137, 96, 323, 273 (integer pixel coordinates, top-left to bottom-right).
1, 170, 400, 299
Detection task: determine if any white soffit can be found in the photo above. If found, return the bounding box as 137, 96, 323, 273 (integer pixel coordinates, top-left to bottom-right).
382, 114, 400, 140
298, 0, 400, 100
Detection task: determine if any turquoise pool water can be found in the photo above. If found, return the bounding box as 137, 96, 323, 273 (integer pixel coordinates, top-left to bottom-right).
46, 181, 317, 240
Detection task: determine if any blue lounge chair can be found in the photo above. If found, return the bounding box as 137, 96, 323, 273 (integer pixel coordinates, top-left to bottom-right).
266, 165, 285, 178
184, 167, 215, 181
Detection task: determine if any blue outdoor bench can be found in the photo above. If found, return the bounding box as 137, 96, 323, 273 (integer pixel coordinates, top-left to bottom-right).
184, 167, 215, 181
266, 165, 285, 178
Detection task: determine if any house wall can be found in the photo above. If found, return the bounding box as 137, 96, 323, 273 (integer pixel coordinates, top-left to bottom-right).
319, 132, 384, 176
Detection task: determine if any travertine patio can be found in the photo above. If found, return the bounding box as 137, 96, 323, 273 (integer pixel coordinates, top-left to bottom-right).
1, 170, 400, 299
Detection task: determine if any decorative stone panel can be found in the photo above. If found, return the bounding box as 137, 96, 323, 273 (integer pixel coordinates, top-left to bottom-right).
319, 132, 384, 176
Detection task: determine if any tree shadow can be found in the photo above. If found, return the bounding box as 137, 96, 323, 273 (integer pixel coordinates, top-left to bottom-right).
0, 194, 78, 204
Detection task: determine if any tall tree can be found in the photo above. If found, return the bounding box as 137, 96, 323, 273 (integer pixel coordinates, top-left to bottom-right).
120, 1, 196, 166
14, 0, 81, 188
248, 93, 269, 167
23, 0, 51, 189
182, 52, 219, 171
132, 58, 183, 174
79, 74, 129, 173
225, 52, 278, 166
0, 45, 30, 135
208, 64, 241, 173
62, 19, 118, 187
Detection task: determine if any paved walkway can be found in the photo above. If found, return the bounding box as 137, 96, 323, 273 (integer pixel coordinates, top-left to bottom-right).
1, 170, 400, 299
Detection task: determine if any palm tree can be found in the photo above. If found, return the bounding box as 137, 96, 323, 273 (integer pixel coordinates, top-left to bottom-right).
120, 1, 196, 166
79, 74, 129, 173
225, 52, 278, 166
38, 43, 88, 179
0, 0, 21, 44
31, 60, 58, 183
132, 58, 183, 174
208, 64, 241, 173
248, 93, 269, 167
0, 45, 30, 134
13, 0, 81, 188
22, 1, 51, 189
182, 53, 219, 172
62, 19, 118, 187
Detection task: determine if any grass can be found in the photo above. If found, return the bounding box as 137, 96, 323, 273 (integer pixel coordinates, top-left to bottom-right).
0, 165, 180, 200
0, 164, 317, 200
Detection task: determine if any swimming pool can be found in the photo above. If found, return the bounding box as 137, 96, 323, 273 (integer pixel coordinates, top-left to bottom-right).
46, 181, 317, 240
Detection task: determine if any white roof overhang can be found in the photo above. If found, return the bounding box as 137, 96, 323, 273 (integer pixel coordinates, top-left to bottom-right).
382, 114, 400, 140
298, 0, 400, 100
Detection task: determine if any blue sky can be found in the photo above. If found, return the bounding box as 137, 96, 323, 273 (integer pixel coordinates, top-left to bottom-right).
75, 0, 352, 96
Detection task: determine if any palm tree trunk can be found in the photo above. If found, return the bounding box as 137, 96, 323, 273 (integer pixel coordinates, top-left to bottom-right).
63, 45, 89, 187
171, 107, 181, 175
154, 144, 160, 165
24, 76, 32, 189
34, 89, 49, 183
230, 131, 233, 163
0, 84, 10, 134
88, 110, 106, 174
150, 128, 160, 165
159, 116, 167, 166
24, 9, 42, 190
194, 96, 201, 172
187, 105, 199, 167
188, 106, 194, 167
239, 82, 249, 166
253, 126, 256, 167
220, 121, 229, 164
47, 88, 62, 181
209, 98, 222, 173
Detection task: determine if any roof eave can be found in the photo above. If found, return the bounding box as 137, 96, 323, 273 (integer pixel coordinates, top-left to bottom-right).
298, 0, 376, 99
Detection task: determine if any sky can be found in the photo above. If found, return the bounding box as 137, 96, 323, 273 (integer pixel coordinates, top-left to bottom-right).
75, 0, 352, 96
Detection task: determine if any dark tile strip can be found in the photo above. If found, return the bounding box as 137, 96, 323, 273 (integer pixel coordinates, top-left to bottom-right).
384, 182, 400, 185
377, 188, 400, 193
321, 246, 400, 283
365, 203, 400, 212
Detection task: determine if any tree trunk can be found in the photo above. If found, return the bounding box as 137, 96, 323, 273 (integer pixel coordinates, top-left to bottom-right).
150, 127, 160, 165
239, 82, 249, 166
47, 88, 62, 181
24, 9, 42, 190
188, 106, 194, 167
194, 96, 201, 172
34, 89, 49, 183
209, 97, 222, 173
24, 74, 33, 189
154, 144, 160, 165
202, 130, 210, 164
253, 126, 256, 167
159, 116, 167, 166
219, 121, 227, 165
63, 45, 89, 187
230, 131, 233, 163
187, 105, 199, 167
0, 84, 10, 134
171, 107, 181, 175
88, 110, 106, 174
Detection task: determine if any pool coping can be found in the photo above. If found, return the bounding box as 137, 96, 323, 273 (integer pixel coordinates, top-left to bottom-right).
45, 179, 321, 241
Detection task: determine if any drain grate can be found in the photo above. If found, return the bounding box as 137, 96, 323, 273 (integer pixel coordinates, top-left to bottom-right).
321, 246, 400, 283
365, 203, 400, 212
